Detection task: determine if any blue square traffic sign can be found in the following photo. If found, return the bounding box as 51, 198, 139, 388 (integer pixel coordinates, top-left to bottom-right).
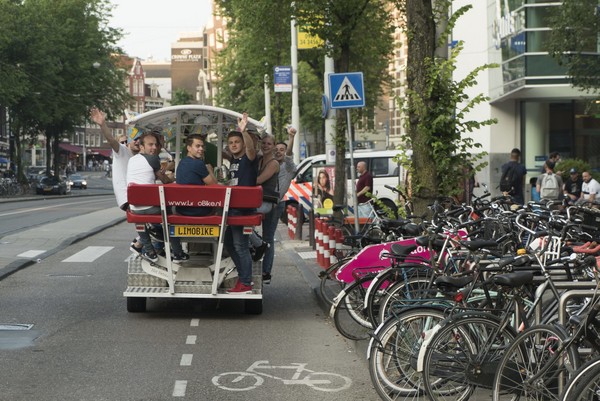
328, 72, 365, 109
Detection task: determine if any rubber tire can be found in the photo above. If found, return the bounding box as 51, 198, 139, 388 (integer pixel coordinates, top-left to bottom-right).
422, 312, 517, 401
492, 324, 579, 401
127, 297, 147, 313
561, 358, 600, 401
332, 276, 374, 340
245, 299, 263, 315
369, 307, 448, 400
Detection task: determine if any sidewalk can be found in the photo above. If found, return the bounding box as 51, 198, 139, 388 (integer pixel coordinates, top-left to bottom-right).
0, 207, 126, 280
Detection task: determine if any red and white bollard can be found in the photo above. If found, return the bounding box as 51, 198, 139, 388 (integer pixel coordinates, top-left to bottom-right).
316, 219, 323, 267
335, 228, 344, 260
287, 206, 293, 239
322, 221, 330, 268
328, 225, 337, 265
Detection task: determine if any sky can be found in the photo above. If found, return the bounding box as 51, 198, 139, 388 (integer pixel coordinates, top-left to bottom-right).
108, 0, 213, 61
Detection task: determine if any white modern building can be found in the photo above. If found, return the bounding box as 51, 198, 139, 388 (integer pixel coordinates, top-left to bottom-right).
452, 0, 598, 196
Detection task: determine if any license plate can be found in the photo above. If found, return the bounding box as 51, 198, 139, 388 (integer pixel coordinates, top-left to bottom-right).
169, 225, 220, 237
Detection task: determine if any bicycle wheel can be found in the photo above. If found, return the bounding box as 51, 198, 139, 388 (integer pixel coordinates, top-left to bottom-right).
331, 276, 373, 340
368, 307, 448, 400
376, 274, 434, 324
318, 257, 351, 306
421, 312, 517, 401
492, 324, 579, 401
365, 265, 432, 327
561, 357, 600, 401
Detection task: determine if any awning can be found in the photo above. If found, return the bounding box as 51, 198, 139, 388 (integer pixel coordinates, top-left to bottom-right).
89, 148, 112, 158
59, 143, 83, 154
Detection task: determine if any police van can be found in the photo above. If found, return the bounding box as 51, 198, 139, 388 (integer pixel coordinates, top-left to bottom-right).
284, 149, 410, 216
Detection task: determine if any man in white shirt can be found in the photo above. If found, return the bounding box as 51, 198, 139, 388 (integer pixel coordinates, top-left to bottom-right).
90, 108, 142, 253
127, 132, 187, 263
580, 171, 600, 204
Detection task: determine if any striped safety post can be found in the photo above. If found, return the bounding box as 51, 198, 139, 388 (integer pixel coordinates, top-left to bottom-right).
335, 228, 344, 261
291, 206, 298, 239
328, 225, 337, 265
287, 205, 293, 239
288, 205, 295, 239
322, 220, 330, 268
316, 218, 323, 267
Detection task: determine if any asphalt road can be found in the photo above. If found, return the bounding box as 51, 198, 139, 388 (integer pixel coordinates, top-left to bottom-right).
0, 209, 378, 400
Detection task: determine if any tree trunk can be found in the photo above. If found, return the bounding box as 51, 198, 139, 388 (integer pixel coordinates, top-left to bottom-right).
406, 0, 438, 215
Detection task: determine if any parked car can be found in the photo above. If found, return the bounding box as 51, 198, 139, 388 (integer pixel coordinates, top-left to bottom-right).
69, 174, 87, 189
36, 176, 70, 195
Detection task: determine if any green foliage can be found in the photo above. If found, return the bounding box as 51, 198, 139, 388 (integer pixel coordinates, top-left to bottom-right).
398, 3, 495, 210
547, 0, 600, 93
555, 158, 594, 181
0, 0, 128, 181
170, 89, 194, 106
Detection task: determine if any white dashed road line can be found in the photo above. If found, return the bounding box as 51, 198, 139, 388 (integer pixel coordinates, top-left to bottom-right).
62, 246, 113, 262
172, 380, 187, 397
180, 354, 193, 366
186, 335, 197, 345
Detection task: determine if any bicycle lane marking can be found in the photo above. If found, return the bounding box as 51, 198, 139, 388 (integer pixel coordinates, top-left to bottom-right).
211, 360, 352, 392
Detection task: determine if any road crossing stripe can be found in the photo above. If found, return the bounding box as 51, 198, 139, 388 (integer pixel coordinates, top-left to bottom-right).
172, 380, 187, 397
62, 246, 113, 262
17, 250, 46, 258
180, 354, 193, 366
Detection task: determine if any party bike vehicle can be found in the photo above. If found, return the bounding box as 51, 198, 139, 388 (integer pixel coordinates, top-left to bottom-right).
123, 105, 266, 314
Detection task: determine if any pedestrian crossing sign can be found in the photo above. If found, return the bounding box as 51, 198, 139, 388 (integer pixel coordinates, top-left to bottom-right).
328, 72, 365, 109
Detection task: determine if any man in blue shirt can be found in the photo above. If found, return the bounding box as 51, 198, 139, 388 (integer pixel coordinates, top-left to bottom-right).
175, 134, 218, 216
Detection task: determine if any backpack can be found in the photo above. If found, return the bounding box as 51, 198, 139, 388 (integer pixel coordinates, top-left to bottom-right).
540, 173, 560, 200
499, 163, 518, 193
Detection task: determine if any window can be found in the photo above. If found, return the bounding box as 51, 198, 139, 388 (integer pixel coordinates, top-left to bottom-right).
371, 157, 395, 177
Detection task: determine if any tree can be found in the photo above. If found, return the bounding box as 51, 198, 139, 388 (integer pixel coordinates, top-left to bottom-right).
295, 0, 395, 207
547, 0, 600, 93
170, 88, 194, 106
0, 0, 128, 181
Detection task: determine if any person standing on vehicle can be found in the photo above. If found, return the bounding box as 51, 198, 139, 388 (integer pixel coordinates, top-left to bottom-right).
224, 113, 258, 294
356, 161, 374, 218
536, 160, 563, 201
500, 148, 527, 205
90, 107, 143, 253
127, 132, 187, 263
175, 134, 218, 216
273, 125, 297, 218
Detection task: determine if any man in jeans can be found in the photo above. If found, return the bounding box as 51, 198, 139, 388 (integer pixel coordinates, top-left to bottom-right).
224, 113, 258, 293
127, 131, 188, 263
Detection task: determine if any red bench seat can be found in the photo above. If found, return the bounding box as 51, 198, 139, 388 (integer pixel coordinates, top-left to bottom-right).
126, 184, 263, 226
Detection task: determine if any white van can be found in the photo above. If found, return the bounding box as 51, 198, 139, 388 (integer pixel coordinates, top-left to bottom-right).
284, 149, 410, 216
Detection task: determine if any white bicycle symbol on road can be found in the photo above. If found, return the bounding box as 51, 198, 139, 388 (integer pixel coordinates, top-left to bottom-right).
212, 360, 352, 392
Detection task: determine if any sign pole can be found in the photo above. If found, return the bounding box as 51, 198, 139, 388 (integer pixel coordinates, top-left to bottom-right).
290, 5, 300, 164
264, 74, 272, 134
346, 108, 359, 235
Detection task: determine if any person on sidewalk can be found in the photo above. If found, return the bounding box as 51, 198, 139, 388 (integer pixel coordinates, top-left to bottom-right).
90, 107, 143, 254
579, 171, 600, 205
224, 113, 258, 294
175, 134, 218, 216
536, 160, 563, 202
500, 148, 527, 205
356, 161, 374, 218
127, 131, 188, 264
563, 168, 583, 205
